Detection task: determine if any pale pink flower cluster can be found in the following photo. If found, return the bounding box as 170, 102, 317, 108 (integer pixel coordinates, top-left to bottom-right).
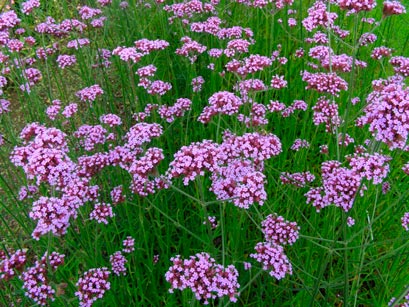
371, 46, 393, 60
165, 252, 240, 304
73, 124, 108, 151
78, 6, 102, 20
337, 0, 376, 12
383, 1, 406, 16
122, 236, 135, 253
402, 212, 409, 231
290, 139, 310, 151
100, 113, 122, 127
67, 38, 90, 49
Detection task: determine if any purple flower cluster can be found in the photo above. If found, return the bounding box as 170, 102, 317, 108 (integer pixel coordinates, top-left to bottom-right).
75, 267, 111, 307
110, 251, 127, 276
302, 71, 348, 96
0, 249, 27, 281
21, 252, 65, 306
357, 77, 409, 150
165, 252, 240, 304
250, 242, 293, 279
158, 98, 192, 123
198, 91, 243, 123
305, 160, 365, 212
280, 171, 315, 188
262, 214, 300, 245
76, 84, 104, 103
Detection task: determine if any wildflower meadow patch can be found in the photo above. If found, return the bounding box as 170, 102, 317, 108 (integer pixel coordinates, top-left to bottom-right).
1, 0, 409, 306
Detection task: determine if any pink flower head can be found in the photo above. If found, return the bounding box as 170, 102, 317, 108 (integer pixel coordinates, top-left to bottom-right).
262, 214, 300, 245
56, 54, 76, 69
110, 251, 127, 276
250, 242, 293, 279
75, 268, 111, 307
89, 202, 115, 224
165, 252, 240, 304
76, 84, 104, 103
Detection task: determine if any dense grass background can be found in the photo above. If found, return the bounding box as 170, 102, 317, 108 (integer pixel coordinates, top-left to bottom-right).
1, 0, 409, 306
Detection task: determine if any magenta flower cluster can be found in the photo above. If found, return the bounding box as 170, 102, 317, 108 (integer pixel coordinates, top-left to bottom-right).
165, 252, 240, 304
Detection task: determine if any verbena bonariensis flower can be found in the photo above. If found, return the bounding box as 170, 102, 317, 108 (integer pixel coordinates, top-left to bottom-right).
383, 1, 406, 16
225, 54, 272, 77
76, 84, 104, 103
390, 56, 409, 76
22, 0, 40, 15
67, 38, 90, 49
176, 36, 207, 63
337, 0, 376, 12
356, 78, 409, 150
112, 46, 143, 63
250, 242, 293, 279
29, 196, 75, 239
302, 1, 338, 32
110, 251, 127, 276
262, 214, 300, 245
56, 54, 76, 69
73, 124, 108, 151
191, 76, 205, 92
167, 140, 219, 185
198, 91, 243, 123
402, 212, 409, 231
359, 33, 377, 47
62, 103, 78, 118
347, 216, 355, 227
280, 171, 315, 188
46, 99, 61, 120
134, 38, 169, 54
302, 71, 348, 96
0, 98, 10, 114
312, 96, 341, 132
347, 152, 391, 184
78, 6, 102, 20
0, 249, 27, 281
75, 267, 110, 307
158, 98, 192, 123
190, 16, 222, 35
100, 113, 122, 127
20, 252, 64, 306
290, 139, 310, 151
237, 103, 268, 127
124, 122, 163, 150
136, 64, 157, 78
165, 252, 240, 304
305, 160, 364, 212
97, 0, 112, 6
0, 10, 21, 31
122, 236, 135, 253
163, 0, 215, 20
89, 202, 115, 224
218, 132, 282, 165
210, 159, 267, 208
146, 80, 172, 96
371, 46, 393, 60
270, 75, 288, 89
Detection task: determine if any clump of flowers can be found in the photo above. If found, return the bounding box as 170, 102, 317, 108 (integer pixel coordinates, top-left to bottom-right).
262, 214, 300, 245
165, 252, 240, 304
356, 77, 409, 150
250, 242, 293, 280
75, 267, 111, 307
